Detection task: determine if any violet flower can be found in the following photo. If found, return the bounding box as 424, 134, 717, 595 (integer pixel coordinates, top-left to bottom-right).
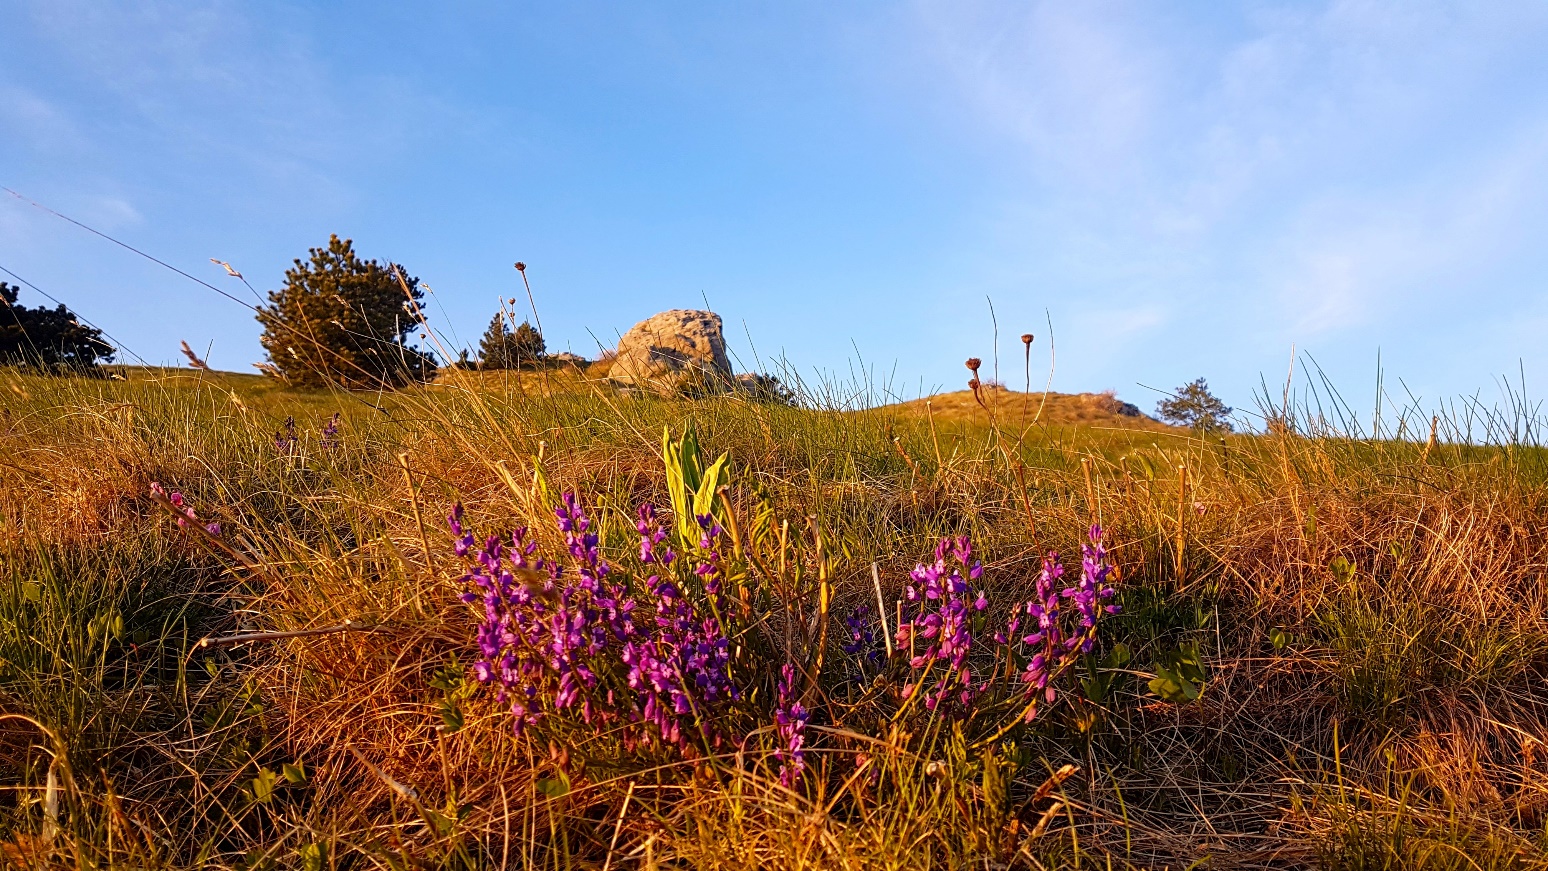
774, 662, 808, 787
150, 483, 220, 536
320, 412, 341, 451
896, 536, 989, 714
455, 493, 738, 748
274, 416, 297, 454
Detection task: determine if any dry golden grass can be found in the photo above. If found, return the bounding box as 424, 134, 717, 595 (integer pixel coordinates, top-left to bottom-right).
5, 366, 1548, 869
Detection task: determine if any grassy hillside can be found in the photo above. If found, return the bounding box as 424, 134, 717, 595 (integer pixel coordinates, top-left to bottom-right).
890, 384, 1176, 432
3, 367, 1548, 869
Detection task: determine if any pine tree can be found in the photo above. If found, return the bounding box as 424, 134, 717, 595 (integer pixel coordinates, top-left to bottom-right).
1156, 378, 1233, 432
0, 282, 115, 370
255, 235, 436, 388
477, 313, 545, 370
478, 314, 512, 370
511, 320, 545, 365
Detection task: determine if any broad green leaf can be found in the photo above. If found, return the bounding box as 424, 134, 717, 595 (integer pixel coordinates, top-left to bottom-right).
536, 776, 570, 798
251, 767, 279, 804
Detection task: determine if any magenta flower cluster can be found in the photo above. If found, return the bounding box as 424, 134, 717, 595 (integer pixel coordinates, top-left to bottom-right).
997, 525, 1120, 721
320, 412, 341, 451
895, 526, 1120, 723
773, 662, 809, 787
274, 416, 297, 454
619, 504, 739, 746
452, 490, 1121, 779
895, 536, 990, 713
452, 494, 738, 749
149, 483, 220, 536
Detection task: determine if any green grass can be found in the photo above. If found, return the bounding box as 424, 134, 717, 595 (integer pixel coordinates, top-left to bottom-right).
4, 365, 1548, 869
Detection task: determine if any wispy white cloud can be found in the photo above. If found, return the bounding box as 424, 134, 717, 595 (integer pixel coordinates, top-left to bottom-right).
912, 1, 1166, 188
82, 196, 144, 230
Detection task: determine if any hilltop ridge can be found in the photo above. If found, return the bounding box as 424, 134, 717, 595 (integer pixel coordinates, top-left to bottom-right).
889, 384, 1176, 431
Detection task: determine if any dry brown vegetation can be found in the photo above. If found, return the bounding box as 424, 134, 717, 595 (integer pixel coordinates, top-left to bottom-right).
3, 366, 1548, 869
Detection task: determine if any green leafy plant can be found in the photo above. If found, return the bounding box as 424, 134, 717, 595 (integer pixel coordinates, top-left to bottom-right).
662, 422, 730, 547
1148, 643, 1207, 703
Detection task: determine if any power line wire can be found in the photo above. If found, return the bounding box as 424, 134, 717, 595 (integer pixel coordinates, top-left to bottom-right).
2, 187, 426, 404
4, 187, 260, 314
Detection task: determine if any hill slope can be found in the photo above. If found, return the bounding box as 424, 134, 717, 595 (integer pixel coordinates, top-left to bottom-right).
890, 384, 1176, 431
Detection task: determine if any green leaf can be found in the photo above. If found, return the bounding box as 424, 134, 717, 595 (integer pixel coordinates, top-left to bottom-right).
281, 761, 307, 784
298, 843, 327, 871
1081, 643, 1133, 704
1174, 646, 1207, 684
531, 448, 555, 511
1148, 665, 1200, 703
250, 767, 279, 805
536, 773, 571, 798
424, 807, 456, 837
429, 660, 463, 693
695, 452, 729, 510
1149, 645, 1208, 703
1104, 642, 1132, 669
439, 700, 464, 733
21, 581, 41, 603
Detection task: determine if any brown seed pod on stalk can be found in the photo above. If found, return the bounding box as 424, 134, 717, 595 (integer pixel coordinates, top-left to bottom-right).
966, 358, 987, 409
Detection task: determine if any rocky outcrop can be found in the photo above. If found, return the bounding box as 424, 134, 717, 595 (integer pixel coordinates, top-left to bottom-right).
607, 310, 733, 396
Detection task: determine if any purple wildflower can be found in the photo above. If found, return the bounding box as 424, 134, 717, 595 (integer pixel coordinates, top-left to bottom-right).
274, 416, 297, 454
842, 604, 879, 657
1064, 524, 1120, 654
1016, 553, 1066, 717
896, 535, 989, 714
320, 412, 341, 450
1013, 525, 1120, 722
151, 483, 218, 536
774, 662, 808, 787
455, 493, 738, 748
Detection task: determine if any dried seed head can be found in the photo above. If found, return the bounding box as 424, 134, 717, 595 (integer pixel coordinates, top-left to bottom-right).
514, 262, 527, 272
968, 378, 981, 390
179, 340, 210, 370
965, 357, 982, 373
1021, 333, 1034, 346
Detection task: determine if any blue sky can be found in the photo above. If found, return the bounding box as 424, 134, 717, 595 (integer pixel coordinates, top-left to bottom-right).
3, 1, 1547, 421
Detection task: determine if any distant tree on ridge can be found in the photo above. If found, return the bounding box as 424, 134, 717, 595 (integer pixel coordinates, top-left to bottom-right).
477, 311, 545, 370
1156, 377, 1233, 432
255, 235, 436, 388
0, 281, 115, 370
